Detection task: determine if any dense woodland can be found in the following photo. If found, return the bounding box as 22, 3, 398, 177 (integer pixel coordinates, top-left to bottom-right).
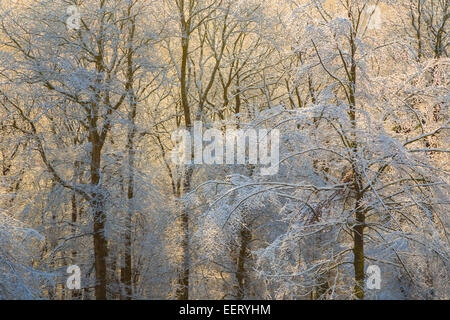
0, 0, 448, 300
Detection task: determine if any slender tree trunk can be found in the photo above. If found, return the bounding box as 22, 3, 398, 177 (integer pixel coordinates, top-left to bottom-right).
176, 166, 193, 300
348, 29, 365, 299
176, 1, 192, 299
236, 226, 251, 300
353, 197, 365, 299
71, 180, 81, 299
121, 5, 137, 300
121, 131, 134, 300
91, 136, 108, 300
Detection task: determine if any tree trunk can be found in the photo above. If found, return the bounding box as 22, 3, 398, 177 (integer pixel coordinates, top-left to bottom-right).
176, 166, 193, 300
353, 201, 365, 299
71, 182, 81, 299
121, 6, 137, 300
91, 136, 108, 300
236, 226, 251, 300
176, 1, 192, 299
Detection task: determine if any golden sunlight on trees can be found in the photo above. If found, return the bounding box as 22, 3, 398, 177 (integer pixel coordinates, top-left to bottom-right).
0, 0, 448, 300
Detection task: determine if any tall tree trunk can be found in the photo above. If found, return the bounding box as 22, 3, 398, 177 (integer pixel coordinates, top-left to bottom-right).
353, 196, 365, 299
348, 28, 365, 299
121, 4, 137, 300
176, 166, 193, 300
176, 0, 192, 299
236, 225, 251, 300
91, 136, 108, 300
71, 171, 81, 299
121, 128, 134, 300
